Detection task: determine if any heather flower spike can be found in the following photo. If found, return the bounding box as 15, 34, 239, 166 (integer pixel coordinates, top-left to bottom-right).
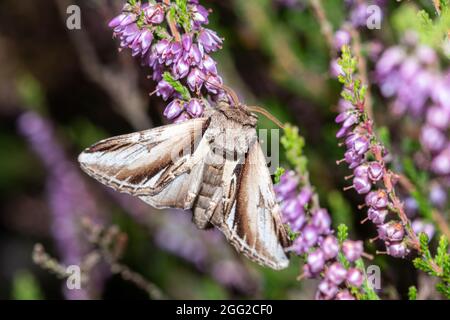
108, 0, 225, 122
277, 125, 378, 300
334, 46, 424, 259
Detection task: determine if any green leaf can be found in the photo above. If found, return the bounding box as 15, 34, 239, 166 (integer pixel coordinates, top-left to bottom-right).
392, 3, 450, 51
274, 167, 286, 184
337, 224, 348, 244
338, 252, 351, 269
436, 282, 450, 298
174, 0, 191, 32
154, 26, 170, 39
12, 270, 43, 300
418, 10, 433, 29
280, 124, 308, 174
162, 72, 191, 100
408, 286, 417, 300
441, 0, 449, 11
418, 232, 433, 261
435, 235, 449, 269
136, 11, 146, 29
16, 74, 46, 113
413, 257, 433, 274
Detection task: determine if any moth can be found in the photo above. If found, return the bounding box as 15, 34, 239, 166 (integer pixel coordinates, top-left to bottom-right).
78, 101, 290, 270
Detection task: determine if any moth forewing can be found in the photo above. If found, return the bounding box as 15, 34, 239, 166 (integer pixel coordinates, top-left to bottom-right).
78, 117, 209, 196
168, 119, 206, 165
215, 140, 290, 270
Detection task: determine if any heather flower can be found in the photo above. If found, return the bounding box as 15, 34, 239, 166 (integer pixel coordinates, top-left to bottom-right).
275, 164, 372, 300
377, 221, 405, 242
375, 40, 450, 187
386, 241, 409, 258
420, 125, 446, 152
352, 176, 371, 194
163, 99, 184, 119
322, 235, 339, 260
431, 146, 450, 175
156, 80, 175, 100
281, 197, 303, 221
317, 280, 339, 299
204, 74, 223, 94
346, 268, 364, 287
334, 47, 420, 259
367, 162, 383, 181
326, 262, 347, 285
186, 98, 204, 117
143, 3, 165, 24
367, 208, 388, 225
429, 183, 447, 208
330, 59, 344, 78
173, 112, 190, 124
412, 220, 435, 240
333, 30, 351, 50
18, 112, 104, 299
307, 249, 326, 274
290, 211, 307, 232
335, 290, 356, 300
365, 190, 389, 209
187, 68, 205, 91
302, 225, 320, 247
190, 3, 209, 26
198, 28, 223, 52
342, 240, 363, 262
311, 209, 332, 234
426, 105, 450, 130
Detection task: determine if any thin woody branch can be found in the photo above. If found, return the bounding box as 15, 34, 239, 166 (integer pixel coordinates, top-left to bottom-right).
163, 0, 182, 41
309, 0, 335, 57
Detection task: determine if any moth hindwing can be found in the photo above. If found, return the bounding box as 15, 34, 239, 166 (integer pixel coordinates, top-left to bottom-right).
78, 102, 290, 270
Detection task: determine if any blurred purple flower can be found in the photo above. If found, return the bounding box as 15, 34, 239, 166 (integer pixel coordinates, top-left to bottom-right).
17, 111, 105, 299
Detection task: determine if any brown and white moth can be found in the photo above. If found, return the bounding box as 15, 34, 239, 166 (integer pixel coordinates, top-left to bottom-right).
78, 101, 290, 270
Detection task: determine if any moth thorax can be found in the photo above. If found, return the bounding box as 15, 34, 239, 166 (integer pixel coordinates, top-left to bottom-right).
217, 103, 258, 127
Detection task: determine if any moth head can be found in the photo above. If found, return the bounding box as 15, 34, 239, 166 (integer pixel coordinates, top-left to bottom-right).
216, 101, 258, 127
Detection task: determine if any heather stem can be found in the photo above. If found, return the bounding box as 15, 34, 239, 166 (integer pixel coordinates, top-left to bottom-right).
349, 27, 373, 120
309, 0, 335, 58
370, 112, 442, 275
163, 0, 182, 42
372, 145, 420, 251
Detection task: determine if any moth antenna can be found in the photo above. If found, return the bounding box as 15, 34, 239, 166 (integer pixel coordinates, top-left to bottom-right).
199, 75, 240, 106
221, 84, 241, 107
246, 105, 285, 130
198, 76, 285, 129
